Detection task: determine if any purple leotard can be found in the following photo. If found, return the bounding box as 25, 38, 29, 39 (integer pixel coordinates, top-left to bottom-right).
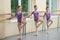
32, 11, 39, 22
15, 11, 22, 23
45, 12, 50, 20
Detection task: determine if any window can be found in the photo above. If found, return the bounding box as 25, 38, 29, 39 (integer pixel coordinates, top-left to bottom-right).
11, 0, 18, 13
46, 0, 49, 7
21, 0, 28, 12
11, 0, 28, 13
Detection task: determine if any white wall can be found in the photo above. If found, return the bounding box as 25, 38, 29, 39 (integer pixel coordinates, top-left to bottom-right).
5, 20, 19, 37
57, 0, 60, 11
57, 0, 60, 27
0, 21, 5, 39
0, 0, 3, 13
36, 0, 46, 11
0, 0, 11, 39
0, 0, 11, 13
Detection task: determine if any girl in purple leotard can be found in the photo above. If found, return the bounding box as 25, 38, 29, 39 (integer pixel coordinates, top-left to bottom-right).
44, 7, 53, 30
15, 6, 26, 39
28, 5, 43, 35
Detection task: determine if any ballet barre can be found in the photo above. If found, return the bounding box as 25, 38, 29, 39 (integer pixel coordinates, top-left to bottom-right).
0, 10, 60, 21
0, 13, 11, 16
0, 17, 11, 21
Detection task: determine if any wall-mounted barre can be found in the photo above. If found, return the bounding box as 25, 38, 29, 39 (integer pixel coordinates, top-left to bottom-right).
0, 10, 60, 21
0, 10, 60, 15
